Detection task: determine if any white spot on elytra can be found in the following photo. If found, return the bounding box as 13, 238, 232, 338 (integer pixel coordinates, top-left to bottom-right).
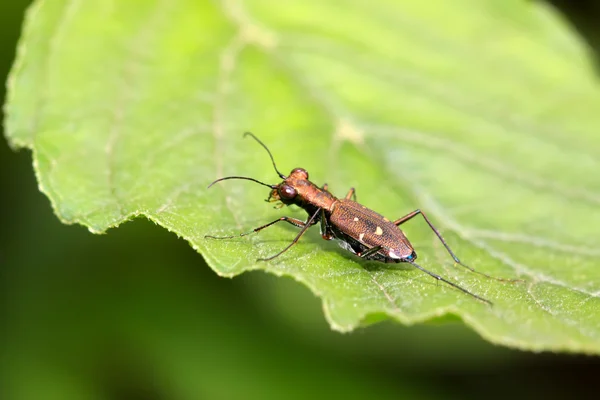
388, 250, 400, 259
375, 226, 383, 235
353, 217, 359, 222
359, 233, 365, 241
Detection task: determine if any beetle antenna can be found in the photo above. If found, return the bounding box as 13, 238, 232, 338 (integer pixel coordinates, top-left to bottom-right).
244, 132, 286, 179
207, 176, 277, 190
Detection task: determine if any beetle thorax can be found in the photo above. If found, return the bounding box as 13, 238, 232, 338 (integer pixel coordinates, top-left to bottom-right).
270, 168, 337, 211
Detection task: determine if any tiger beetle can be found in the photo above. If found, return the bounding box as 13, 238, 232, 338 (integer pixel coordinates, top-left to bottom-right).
206, 132, 516, 305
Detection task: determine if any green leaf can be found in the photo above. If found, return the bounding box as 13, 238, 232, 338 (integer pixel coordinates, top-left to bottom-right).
5, 0, 600, 353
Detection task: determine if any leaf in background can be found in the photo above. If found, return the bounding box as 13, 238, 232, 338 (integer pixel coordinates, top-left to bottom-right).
5, 0, 600, 353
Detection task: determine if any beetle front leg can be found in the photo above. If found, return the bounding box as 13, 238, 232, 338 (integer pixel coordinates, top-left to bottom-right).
205, 216, 308, 239
258, 208, 322, 261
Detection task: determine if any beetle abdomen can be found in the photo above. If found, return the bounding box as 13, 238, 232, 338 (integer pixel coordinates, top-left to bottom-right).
330, 199, 414, 260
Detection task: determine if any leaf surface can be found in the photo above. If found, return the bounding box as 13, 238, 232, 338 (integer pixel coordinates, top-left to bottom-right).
6, 0, 600, 353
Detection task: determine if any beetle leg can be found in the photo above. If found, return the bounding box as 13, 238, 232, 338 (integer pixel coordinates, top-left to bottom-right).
407, 260, 492, 305
257, 208, 322, 261
344, 187, 357, 201
205, 216, 308, 240
320, 208, 334, 240
357, 245, 383, 259
393, 209, 519, 282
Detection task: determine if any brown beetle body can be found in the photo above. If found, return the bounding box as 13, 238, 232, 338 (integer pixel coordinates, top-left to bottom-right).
328, 199, 416, 262
206, 133, 517, 305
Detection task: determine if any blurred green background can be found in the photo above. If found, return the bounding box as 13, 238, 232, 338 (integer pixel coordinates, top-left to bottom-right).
2, 1, 599, 399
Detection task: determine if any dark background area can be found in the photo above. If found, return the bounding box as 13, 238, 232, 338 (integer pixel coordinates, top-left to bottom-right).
543, 0, 600, 71
2, 1, 599, 399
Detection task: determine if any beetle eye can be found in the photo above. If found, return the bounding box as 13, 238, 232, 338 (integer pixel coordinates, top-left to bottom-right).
279, 184, 297, 200
291, 168, 308, 179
